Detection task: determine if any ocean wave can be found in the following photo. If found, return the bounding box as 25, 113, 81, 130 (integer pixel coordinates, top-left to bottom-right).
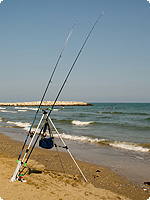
4, 119, 150, 153
7, 121, 31, 129
115, 123, 150, 131
0, 110, 17, 113
15, 107, 37, 111
0, 107, 6, 110
57, 119, 72, 124
99, 111, 150, 116
6, 120, 45, 134
99, 111, 124, 115
18, 110, 27, 112
130, 112, 150, 116
71, 120, 94, 126
58, 119, 150, 130
0, 117, 8, 122
15, 106, 29, 110
53, 109, 60, 111
15, 107, 59, 111
109, 141, 150, 152
53, 132, 150, 153
93, 121, 150, 131
54, 133, 104, 143
100, 116, 112, 119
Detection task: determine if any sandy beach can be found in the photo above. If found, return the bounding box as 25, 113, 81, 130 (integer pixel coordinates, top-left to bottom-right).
0, 133, 149, 200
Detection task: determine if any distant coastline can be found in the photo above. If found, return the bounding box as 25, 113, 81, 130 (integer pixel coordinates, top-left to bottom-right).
0, 101, 93, 106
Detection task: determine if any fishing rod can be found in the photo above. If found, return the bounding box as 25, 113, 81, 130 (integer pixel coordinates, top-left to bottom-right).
45, 11, 105, 117
17, 22, 76, 161
29, 21, 76, 132
24, 11, 104, 166
10, 12, 104, 183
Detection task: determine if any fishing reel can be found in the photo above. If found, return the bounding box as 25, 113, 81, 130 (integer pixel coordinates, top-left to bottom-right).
29, 130, 35, 138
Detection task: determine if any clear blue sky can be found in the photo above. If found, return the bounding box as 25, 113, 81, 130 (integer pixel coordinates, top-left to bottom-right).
0, 0, 150, 103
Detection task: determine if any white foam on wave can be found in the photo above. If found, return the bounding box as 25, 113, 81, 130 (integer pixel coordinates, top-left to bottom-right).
7, 120, 40, 133
18, 110, 27, 112
53, 132, 150, 153
7, 121, 31, 129
109, 141, 150, 152
15, 107, 28, 109
15, 107, 59, 112
0, 110, 17, 113
15, 107, 37, 111
53, 109, 60, 111
0, 107, 6, 110
7, 121, 41, 133
53, 132, 104, 144
72, 120, 93, 126
6, 120, 44, 133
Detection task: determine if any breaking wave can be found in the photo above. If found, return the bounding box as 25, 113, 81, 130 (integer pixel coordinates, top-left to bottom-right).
109, 141, 150, 152
0, 107, 6, 110
15, 107, 37, 111
71, 120, 94, 126
53, 132, 150, 153
7, 121, 31, 130
0, 110, 17, 113
6, 120, 43, 133
54, 133, 104, 143
18, 110, 27, 112
5, 119, 150, 153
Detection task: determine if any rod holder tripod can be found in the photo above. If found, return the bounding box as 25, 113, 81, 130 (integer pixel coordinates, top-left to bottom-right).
10, 110, 88, 182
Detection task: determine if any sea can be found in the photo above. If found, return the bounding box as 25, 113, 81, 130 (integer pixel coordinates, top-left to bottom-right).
0, 103, 150, 187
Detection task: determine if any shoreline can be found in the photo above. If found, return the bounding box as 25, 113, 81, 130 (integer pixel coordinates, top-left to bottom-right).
0, 101, 93, 106
0, 133, 149, 200
2, 126, 150, 189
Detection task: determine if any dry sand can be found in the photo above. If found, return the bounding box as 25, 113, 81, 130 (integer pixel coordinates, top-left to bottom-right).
0, 133, 149, 200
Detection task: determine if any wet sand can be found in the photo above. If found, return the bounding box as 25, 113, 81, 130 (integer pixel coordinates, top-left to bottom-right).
0, 133, 149, 200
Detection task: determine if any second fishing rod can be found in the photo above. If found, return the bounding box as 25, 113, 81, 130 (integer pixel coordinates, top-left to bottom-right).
24, 12, 104, 166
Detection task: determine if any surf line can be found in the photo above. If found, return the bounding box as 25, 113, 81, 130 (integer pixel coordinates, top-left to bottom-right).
17, 22, 77, 161
10, 12, 104, 183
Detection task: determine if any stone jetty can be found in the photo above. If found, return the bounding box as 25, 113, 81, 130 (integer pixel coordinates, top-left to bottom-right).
0, 101, 93, 106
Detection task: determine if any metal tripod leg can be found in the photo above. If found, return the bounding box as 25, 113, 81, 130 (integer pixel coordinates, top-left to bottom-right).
47, 115, 88, 182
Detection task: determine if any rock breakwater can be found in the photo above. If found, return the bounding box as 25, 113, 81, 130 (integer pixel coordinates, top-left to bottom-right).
0, 101, 93, 106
